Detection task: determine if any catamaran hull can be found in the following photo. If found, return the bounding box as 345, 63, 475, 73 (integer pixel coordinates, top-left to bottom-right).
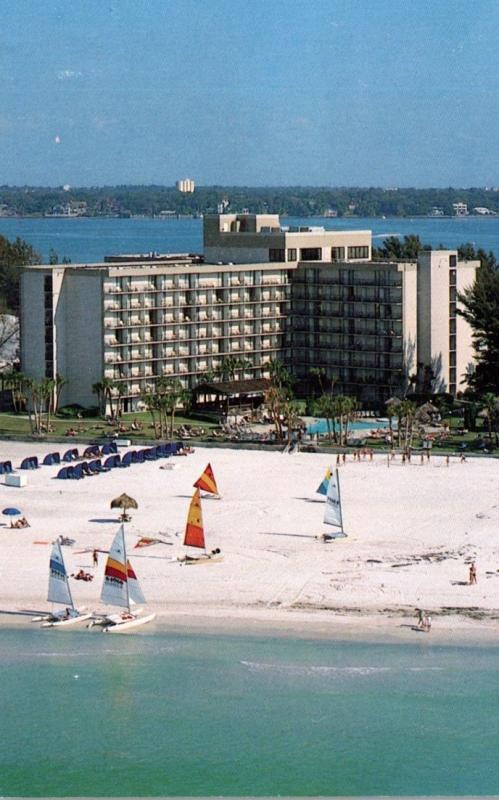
103, 613, 156, 633
41, 613, 93, 629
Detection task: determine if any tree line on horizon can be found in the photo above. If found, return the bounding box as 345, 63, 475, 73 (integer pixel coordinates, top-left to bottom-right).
2, 184, 499, 218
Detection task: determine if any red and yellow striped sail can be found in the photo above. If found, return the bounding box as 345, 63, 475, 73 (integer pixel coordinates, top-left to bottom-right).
184, 488, 205, 549
105, 556, 127, 583
134, 537, 157, 549
193, 463, 219, 496
126, 560, 138, 579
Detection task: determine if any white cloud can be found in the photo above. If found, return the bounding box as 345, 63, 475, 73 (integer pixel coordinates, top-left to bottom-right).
57, 69, 82, 81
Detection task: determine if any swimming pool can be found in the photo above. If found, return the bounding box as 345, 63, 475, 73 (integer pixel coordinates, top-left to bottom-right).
307, 418, 390, 435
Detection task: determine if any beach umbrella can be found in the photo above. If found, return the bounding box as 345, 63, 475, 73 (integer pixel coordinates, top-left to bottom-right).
2, 507, 22, 528
2, 507, 21, 518
110, 493, 138, 520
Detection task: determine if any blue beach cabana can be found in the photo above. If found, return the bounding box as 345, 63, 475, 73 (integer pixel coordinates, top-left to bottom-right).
43, 452, 61, 466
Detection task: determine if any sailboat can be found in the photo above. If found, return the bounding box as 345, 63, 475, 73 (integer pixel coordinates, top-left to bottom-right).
92, 524, 156, 632
193, 463, 221, 499
178, 488, 223, 564
313, 466, 332, 501
38, 540, 92, 628
322, 469, 347, 540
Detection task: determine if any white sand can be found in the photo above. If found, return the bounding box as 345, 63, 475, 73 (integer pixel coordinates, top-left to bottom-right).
1, 440, 499, 640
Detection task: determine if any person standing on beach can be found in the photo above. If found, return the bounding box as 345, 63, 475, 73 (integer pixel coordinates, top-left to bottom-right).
469, 562, 477, 585
416, 608, 425, 629
92, 549, 99, 567
423, 614, 432, 633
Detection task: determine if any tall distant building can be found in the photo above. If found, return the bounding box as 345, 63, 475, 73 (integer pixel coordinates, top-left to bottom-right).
176, 178, 195, 193
21, 214, 478, 411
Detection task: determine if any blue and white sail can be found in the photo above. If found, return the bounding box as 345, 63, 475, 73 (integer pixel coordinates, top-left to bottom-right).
323, 469, 346, 536
48, 540, 74, 607
316, 467, 332, 497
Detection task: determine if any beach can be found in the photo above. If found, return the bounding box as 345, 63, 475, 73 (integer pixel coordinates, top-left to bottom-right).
1, 440, 498, 640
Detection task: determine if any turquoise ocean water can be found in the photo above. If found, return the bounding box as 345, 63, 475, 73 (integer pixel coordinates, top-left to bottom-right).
2, 627, 499, 796
0, 215, 499, 263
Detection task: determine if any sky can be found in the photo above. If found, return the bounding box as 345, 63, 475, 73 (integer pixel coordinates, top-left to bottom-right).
1, 0, 499, 187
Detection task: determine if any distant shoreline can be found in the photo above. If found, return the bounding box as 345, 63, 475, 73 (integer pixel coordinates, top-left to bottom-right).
1, 213, 498, 221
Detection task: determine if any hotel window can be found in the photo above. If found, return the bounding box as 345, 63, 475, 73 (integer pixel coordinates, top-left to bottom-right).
449, 268, 457, 286
331, 247, 345, 261
300, 248, 322, 261
269, 248, 285, 262
449, 255, 457, 268
347, 246, 369, 260
287, 249, 297, 261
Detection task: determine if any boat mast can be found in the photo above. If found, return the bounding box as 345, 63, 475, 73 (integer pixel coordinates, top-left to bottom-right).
121, 524, 131, 613
336, 468, 344, 536
59, 540, 75, 612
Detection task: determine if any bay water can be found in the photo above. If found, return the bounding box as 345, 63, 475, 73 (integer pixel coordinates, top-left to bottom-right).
1, 627, 499, 796
0, 215, 499, 263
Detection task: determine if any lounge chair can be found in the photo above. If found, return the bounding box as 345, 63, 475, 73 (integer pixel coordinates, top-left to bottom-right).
43, 452, 61, 466
20, 456, 38, 470
88, 459, 110, 474
119, 452, 133, 468
72, 464, 85, 480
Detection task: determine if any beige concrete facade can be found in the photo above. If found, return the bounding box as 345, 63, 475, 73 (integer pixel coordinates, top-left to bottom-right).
416, 251, 477, 395
20, 214, 478, 410
21, 259, 290, 411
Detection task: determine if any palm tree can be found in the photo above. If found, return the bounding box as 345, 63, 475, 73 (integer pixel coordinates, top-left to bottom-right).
315, 394, 337, 443
263, 384, 286, 440
282, 398, 302, 446
216, 357, 240, 382
398, 399, 417, 449
24, 377, 52, 435
2, 370, 27, 413
93, 377, 120, 418
385, 396, 402, 446
267, 358, 293, 390
481, 392, 498, 443
52, 373, 67, 414
143, 379, 190, 440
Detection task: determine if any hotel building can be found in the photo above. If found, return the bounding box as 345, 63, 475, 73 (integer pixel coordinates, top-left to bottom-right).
20, 214, 478, 410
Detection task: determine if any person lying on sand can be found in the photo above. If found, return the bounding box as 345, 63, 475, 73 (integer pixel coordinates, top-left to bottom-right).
71, 569, 94, 582
12, 517, 30, 529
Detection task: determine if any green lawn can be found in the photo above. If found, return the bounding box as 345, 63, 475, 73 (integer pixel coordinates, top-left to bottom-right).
0, 411, 219, 442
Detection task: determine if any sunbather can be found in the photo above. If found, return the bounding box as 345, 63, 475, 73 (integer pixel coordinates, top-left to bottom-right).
12, 517, 30, 529
72, 569, 93, 582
